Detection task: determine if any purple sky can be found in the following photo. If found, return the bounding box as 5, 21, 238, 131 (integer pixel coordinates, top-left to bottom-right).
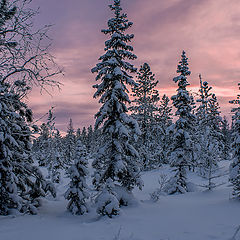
27, 0, 240, 132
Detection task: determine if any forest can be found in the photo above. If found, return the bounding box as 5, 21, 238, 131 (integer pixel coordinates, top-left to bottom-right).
0, 0, 240, 239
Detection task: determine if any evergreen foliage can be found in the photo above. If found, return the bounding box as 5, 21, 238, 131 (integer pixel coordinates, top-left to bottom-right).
95, 178, 120, 218
129, 62, 160, 169
33, 109, 64, 183
65, 140, 90, 215
91, 0, 143, 216
0, 0, 57, 216
34, 122, 51, 167
196, 76, 222, 177
153, 94, 173, 165
229, 83, 240, 200
0, 81, 55, 215
167, 51, 196, 194
91, 0, 142, 191
76, 128, 81, 140
221, 116, 231, 160
64, 118, 76, 166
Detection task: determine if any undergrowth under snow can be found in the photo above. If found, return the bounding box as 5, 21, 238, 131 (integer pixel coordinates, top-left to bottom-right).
0, 160, 239, 240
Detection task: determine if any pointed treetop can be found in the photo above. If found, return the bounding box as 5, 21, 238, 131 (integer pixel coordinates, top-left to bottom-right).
176, 50, 191, 77
141, 63, 152, 74
67, 118, 75, 135
173, 51, 191, 85
101, 0, 133, 36
109, 0, 122, 17
198, 74, 212, 101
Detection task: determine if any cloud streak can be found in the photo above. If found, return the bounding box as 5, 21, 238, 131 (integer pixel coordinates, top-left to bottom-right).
28, 0, 240, 131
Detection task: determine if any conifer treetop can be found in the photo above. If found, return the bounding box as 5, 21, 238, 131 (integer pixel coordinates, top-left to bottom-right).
130, 62, 159, 124
103, 0, 133, 35
67, 118, 75, 135
91, 0, 138, 131
91, 0, 142, 192
171, 51, 195, 119
173, 50, 191, 85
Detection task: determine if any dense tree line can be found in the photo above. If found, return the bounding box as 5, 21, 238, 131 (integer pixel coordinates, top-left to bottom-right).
1, 0, 240, 219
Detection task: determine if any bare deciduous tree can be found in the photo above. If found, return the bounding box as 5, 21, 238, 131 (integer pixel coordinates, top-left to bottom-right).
0, 0, 62, 92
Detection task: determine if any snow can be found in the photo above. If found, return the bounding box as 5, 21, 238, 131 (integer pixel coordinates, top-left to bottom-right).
0, 160, 239, 240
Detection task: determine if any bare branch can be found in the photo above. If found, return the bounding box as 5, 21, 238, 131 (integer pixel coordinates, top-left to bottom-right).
0, 0, 63, 91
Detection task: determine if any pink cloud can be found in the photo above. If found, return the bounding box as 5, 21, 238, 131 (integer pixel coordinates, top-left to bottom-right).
27, 0, 240, 131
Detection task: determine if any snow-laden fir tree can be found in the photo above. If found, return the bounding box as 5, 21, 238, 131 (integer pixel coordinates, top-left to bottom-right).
86, 125, 94, 152
86, 125, 100, 157
153, 94, 173, 165
0, 0, 57, 215
34, 109, 64, 183
34, 122, 50, 166
208, 93, 223, 153
196, 77, 222, 177
80, 127, 87, 146
156, 95, 173, 126
65, 140, 90, 215
33, 111, 55, 169
91, 0, 143, 215
47, 112, 65, 183
76, 128, 81, 140
166, 51, 196, 195
229, 83, 240, 200
196, 76, 226, 190
95, 178, 120, 218
0, 80, 56, 215
129, 62, 160, 169
43, 109, 57, 176
51, 129, 65, 183
221, 116, 231, 160
64, 118, 76, 166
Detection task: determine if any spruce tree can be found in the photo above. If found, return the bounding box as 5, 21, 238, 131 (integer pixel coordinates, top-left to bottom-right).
76, 128, 81, 140
129, 62, 160, 169
0, 81, 55, 215
35, 109, 64, 183
229, 83, 240, 199
65, 140, 90, 215
0, 0, 57, 215
221, 116, 231, 160
196, 77, 222, 177
86, 125, 94, 152
208, 93, 223, 152
43, 109, 57, 179
64, 118, 76, 166
80, 127, 87, 146
154, 94, 173, 165
34, 123, 50, 167
95, 178, 120, 218
91, 0, 142, 215
51, 129, 64, 183
166, 51, 195, 194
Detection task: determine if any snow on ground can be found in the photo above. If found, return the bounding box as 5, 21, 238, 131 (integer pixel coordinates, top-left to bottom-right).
0, 160, 239, 240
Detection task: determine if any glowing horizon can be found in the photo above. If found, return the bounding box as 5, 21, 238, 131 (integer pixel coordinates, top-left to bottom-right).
28, 0, 240, 132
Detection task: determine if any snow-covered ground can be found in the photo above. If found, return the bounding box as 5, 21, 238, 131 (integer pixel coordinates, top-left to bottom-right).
0, 160, 239, 240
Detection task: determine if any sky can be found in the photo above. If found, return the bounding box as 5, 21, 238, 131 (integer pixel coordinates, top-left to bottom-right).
27, 0, 240, 132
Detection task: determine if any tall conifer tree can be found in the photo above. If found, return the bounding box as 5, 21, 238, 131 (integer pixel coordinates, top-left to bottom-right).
129, 62, 159, 169
64, 118, 76, 166
154, 94, 173, 165
91, 0, 142, 215
65, 140, 90, 215
196, 77, 222, 178
166, 51, 195, 194
229, 83, 240, 199
0, 0, 57, 215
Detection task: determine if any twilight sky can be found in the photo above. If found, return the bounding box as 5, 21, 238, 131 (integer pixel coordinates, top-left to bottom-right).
27, 0, 240, 132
